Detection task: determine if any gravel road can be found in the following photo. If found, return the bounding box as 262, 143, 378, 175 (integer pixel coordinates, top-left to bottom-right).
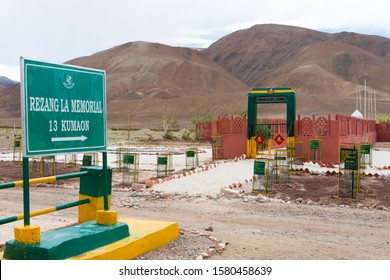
1, 143, 390, 260
2, 181, 390, 260
114, 188, 390, 260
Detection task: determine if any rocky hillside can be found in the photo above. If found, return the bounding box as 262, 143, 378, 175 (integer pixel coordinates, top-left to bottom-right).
0, 84, 19, 126
66, 41, 249, 127
203, 24, 390, 116
0, 76, 17, 88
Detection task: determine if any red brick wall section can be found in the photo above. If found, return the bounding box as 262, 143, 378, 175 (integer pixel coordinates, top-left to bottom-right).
195, 116, 247, 158
217, 116, 247, 159
195, 114, 384, 162
196, 121, 215, 141
296, 114, 377, 163
377, 122, 390, 142
222, 134, 247, 159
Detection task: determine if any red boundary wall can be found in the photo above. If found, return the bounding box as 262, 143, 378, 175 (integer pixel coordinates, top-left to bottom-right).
196, 116, 247, 159
377, 122, 390, 142
196, 114, 381, 163
295, 114, 377, 164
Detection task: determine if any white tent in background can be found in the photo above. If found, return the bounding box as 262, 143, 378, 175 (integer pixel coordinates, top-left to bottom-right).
351, 109, 363, 119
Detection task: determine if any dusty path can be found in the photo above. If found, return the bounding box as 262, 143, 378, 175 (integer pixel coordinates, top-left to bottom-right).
1, 142, 390, 259
1, 184, 390, 260
114, 196, 390, 260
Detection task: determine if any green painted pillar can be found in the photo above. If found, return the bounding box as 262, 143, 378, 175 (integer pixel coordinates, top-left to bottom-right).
22, 157, 30, 226
78, 166, 112, 223
247, 95, 257, 139
286, 94, 296, 137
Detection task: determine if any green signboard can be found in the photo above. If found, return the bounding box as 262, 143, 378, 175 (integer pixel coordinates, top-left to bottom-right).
14, 138, 21, 148
310, 140, 319, 150
21, 58, 106, 156
340, 148, 358, 171
360, 144, 371, 155
123, 154, 135, 164
186, 150, 195, 158
274, 156, 287, 161
82, 155, 92, 166
157, 156, 168, 165
255, 96, 288, 103
254, 160, 266, 175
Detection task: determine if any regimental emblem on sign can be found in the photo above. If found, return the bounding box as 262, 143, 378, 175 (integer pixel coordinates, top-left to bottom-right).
254, 134, 265, 145
274, 134, 285, 145
63, 75, 75, 89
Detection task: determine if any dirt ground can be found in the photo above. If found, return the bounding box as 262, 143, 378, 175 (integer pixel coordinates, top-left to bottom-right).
1, 142, 390, 260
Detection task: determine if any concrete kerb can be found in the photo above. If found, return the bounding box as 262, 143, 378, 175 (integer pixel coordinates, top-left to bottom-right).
147, 154, 389, 200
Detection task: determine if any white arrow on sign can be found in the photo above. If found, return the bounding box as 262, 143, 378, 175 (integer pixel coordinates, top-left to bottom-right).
51, 135, 88, 142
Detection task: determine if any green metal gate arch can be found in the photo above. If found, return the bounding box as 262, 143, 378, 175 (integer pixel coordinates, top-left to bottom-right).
247, 87, 296, 158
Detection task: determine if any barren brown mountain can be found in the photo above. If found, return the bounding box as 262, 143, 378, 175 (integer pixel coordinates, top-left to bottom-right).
0, 85, 19, 126
66, 41, 249, 127
0, 42, 250, 128
1, 24, 389, 127
0, 77, 19, 126
203, 24, 390, 116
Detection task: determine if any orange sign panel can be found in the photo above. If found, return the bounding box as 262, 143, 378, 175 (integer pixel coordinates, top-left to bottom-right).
255, 134, 265, 145
274, 134, 285, 145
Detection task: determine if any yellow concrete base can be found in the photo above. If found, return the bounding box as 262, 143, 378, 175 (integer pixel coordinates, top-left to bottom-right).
78, 194, 112, 223
68, 218, 180, 260
14, 225, 41, 245
96, 210, 118, 226
247, 138, 257, 159
0, 218, 179, 260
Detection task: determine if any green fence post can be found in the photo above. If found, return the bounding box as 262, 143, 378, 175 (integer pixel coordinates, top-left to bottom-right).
23, 157, 30, 226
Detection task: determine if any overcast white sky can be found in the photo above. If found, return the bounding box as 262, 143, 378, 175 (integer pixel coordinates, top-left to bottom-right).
1, 0, 390, 81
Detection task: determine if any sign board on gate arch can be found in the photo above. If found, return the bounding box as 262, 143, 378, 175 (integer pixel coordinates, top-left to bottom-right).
21, 58, 107, 156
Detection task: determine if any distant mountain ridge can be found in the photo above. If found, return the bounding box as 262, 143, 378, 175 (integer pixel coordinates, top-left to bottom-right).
67, 41, 248, 101
66, 41, 249, 127
203, 24, 390, 116
0, 76, 17, 88
0, 24, 389, 127
203, 24, 390, 92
